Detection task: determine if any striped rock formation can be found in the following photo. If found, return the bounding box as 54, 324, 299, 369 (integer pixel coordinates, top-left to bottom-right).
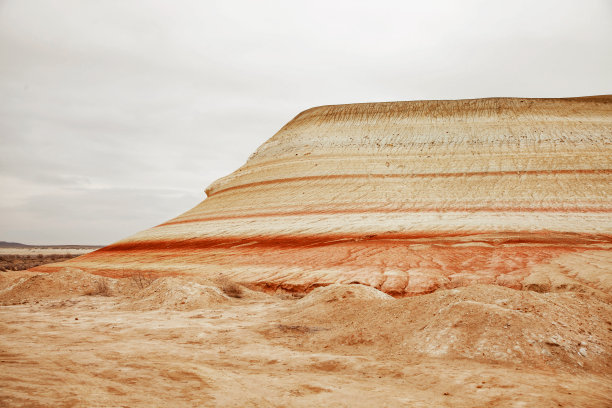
35, 96, 612, 296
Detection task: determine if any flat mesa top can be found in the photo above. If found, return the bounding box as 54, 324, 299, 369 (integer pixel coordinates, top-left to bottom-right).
282, 95, 612, 127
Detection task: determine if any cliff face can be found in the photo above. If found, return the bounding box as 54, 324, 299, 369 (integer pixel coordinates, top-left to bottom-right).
35, 96, 612, 296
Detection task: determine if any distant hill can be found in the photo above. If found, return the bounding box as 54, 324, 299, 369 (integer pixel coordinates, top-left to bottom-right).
0, 241, 102, 249
0, 241, 30, 248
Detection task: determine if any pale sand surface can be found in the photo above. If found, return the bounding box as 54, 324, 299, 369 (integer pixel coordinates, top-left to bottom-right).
1, 270, 611, 407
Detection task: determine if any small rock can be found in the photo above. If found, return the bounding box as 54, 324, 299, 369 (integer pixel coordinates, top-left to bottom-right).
578, 347, 587, 357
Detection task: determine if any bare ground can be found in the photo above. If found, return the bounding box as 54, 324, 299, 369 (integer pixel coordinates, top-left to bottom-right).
0, 270, 611, 407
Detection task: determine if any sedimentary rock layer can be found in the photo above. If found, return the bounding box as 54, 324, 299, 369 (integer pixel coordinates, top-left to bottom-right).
34, 96, 612, 296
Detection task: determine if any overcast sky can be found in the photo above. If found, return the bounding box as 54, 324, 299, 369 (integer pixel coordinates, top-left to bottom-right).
1, 0, 611, 245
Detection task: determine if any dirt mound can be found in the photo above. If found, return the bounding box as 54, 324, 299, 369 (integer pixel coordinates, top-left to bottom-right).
269, 284, 612, 374
0, 268, 114, 305
0, 270, 39, 291
127, 277, 231, 311
0, 269, 263, 308
297, 284, 393, 308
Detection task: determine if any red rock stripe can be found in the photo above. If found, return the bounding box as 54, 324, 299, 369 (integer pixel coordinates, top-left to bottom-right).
207, 169, 612, 197
163, 205, 612, 226
98, 232, 612, 253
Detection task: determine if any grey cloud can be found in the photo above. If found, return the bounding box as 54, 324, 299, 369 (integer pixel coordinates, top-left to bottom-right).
0, 186, 200, 245
0, 0, 610, 244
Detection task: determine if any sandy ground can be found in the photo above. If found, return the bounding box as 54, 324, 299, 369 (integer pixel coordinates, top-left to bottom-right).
1, 270, 611, 407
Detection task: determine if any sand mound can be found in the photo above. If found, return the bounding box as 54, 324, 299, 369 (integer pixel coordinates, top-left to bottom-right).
0, 270, 39, 291
127, 277, 231, 311
270, 285, 612, 373
0, 269, 262, 308
296, 284, 393, 308
0, 268, 114, 305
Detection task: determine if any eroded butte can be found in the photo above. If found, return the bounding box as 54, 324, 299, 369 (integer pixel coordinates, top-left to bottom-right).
33, 96, 612, 297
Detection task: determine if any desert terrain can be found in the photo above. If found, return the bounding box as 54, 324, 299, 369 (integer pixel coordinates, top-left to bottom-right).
3, 97, 611, 406
1, 267, 611, 407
